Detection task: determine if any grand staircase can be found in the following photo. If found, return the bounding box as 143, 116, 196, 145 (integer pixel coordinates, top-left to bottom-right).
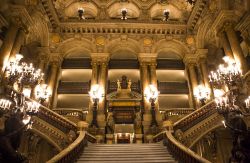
76, 143, 178, 163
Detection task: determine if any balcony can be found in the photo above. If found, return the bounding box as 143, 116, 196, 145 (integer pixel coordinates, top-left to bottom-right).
57, 81, 90, 94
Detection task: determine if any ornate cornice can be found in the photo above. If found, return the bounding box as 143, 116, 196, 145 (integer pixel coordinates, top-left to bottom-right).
210, 10, 239, 34
187, 0, 208, 29
41, 0, 60, 28
59, 22, 187, 36
9, 5, 34, 31
235, 11, 250, 34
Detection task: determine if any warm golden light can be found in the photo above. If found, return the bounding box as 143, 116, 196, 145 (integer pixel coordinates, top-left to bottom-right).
144, 84, 159, 102
89, 84, 103, 101
193, 85, 210, 101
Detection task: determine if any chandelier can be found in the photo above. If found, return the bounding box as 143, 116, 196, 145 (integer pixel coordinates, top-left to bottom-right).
0, 54, 50, 128
209, 56, 242, 87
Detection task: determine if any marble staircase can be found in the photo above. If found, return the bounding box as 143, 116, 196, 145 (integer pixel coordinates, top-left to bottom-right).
76, 143, 178, 163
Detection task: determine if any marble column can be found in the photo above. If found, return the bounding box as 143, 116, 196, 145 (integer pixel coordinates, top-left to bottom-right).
0, 23, 18, 73
184, 57, 199, 109
48, 60, 61, 109
10, 28, 25, 58
197, 50, 214, 99
87, 60, 99, 124
218, 31, 234, 59
224, 22, 249, 74
97, 61, 108, 133
140, 61, 152, 136
149, 62, 157, 87
90, 61, 98, 86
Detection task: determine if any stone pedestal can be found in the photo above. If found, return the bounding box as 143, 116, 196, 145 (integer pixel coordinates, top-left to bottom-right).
135, 134, 143, 144
106, 134, 114, 144
162, 120, 173, 131
145, 135, 153, 143
96, 135, 104, 144
77, 121, 89, 131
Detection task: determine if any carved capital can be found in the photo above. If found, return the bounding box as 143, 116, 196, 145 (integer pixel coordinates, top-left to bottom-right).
183, 54, 196, 67
91, 53, 110, 65
49, 53, 63, 66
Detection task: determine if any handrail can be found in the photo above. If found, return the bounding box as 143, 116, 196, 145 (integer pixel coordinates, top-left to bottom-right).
53, 108, 87, 121
165, 131, 211, 163
173, 91, 232, 131
47, 131, 86, 163
4, 86, 77, 133
86, 132, 97, 143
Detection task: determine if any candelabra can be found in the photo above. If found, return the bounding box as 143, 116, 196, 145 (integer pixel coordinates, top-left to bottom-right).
89, 84, 103, 128
194, 85, 210, 106
144, 84, 159, 127
35, 84, 51, 104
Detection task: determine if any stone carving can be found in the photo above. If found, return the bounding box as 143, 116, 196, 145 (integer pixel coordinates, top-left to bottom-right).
106, 112, 114, 134
134, 111, 142, 130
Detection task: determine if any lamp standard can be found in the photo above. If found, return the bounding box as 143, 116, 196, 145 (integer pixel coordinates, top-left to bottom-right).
89, 84, 103, 128
194, 85, 210, 106
144, 84, 159, 127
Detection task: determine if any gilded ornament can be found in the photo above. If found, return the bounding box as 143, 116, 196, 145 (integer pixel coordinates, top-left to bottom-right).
143, 38, 152, 46
96, 36, 105, 46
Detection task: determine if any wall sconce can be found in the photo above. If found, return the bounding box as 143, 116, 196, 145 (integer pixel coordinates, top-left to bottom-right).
163, 9, 169, 21
121, 8, 128, 20
78, 8, 85, 20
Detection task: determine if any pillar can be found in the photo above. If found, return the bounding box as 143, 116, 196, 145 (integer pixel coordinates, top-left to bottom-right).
87, 60, 99, 124
10, 28, 25, 58
197, 49, 214, 99
47, 55, 61, 109
224, 22, 249, 74
218, 31, 234, 59
184, 56, 199, 109
97, 61, 108, 131
0, 23, 18, 73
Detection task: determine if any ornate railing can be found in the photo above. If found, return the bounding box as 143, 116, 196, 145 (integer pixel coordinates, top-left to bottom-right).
174, 100, 217, 132
165, 131, 211, 163
53, 108, 87, 122
107, 80, 141, 93
162, 108, 194, 116
47, 131, 87, 163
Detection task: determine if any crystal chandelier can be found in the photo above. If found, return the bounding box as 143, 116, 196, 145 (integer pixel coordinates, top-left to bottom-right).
209, 56, 242, 88
0, 54, 47, 128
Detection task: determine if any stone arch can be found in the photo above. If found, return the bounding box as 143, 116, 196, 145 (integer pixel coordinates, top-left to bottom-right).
56, 38, 93, 58
26, 10, 49, 47
153, 39, 189, 59
107, 38, 140, 58
196, 15, 213, 49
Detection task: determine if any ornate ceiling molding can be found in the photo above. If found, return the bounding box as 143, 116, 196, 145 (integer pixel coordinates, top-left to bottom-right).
187, 0, 207, 29
59, 22, 187, 36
